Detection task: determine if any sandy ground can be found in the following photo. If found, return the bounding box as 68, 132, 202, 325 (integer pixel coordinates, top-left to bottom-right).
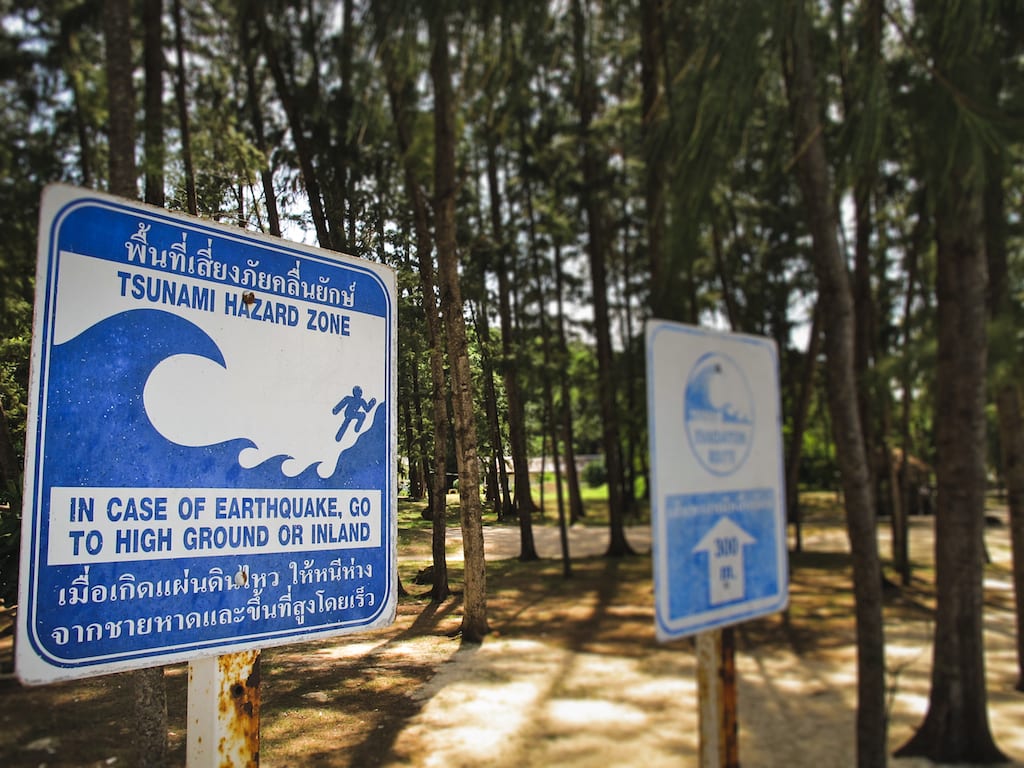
1, 512, 1022, 767
395, 520, 1024, 768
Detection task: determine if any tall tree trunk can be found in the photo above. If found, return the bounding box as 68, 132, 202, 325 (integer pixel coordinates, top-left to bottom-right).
640, 0, 668, 320
780, 3, 886, 765
895, 2, 1006, 759
171, 0, 196, 215
0, 400, 20, 499
895, 154, 1005, 765
104, 3, 167, 764
617, 205, 639, 517
532, 236, 571, 578
59, 27, 94, 186
379, 30, 450, 601
473, 301, 513, 518
142, 0, 164, 208
895, 199, 926, 585
517, 113, 571, 574
786, 304, 821, 554
986, 132, 1024, 693
851, 176, 878, 513
430, 7, 488, 641
842, 0, 884, 525
486, 136, 537, 550
554, 243, 586, 524
240, 13, 281, 237
400, 351, 423, 500
996, 383, 1024, 692
104, 0, 136, 198
571, 0, 631, 557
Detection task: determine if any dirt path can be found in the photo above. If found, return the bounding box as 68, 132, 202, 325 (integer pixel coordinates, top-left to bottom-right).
394, 521, 1024, 768
439, 522, 652, 561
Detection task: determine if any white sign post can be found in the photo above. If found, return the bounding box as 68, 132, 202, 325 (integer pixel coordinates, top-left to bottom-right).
17, 185, 397, 760
646, 319, 788, 765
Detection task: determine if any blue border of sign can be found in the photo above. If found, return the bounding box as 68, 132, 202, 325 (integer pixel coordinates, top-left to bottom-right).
17, 186, 398, 683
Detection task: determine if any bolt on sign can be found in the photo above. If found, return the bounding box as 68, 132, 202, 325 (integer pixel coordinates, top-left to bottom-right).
646, 320, 788, 641
17, 185, 397, 684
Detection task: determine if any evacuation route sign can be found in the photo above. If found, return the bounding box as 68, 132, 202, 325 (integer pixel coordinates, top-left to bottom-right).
646, 320, 788, 641
17, 184, 398, 684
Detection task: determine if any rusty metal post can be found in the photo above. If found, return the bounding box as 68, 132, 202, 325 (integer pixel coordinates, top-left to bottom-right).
187, 650, 260, 767
696, 628, 738, 767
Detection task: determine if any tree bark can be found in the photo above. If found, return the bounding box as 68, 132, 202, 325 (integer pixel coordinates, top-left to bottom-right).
895, 2, 1006, 758
240, 13, 281, 237
485, 134, 538, 556
996, 384, 1024, 692
104, 0, 136, 197
571, 0, 631, 557
554, 243, 586, 525
894, 199, 926, 586
142, 0, 164, 208
171, 0, 196, 215
379, 27, 450, 602
430, 8, 488, 639
786, 304, 821, 554
895, 157, 1005, 764
781, 3, 886, 765
985, 128, 1024, 692
640, 0, 668, 320
0, 398, 20, 493
472, 300, 513, 518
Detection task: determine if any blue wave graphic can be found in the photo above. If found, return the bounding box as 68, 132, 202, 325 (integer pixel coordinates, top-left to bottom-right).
43, 309, 384, 490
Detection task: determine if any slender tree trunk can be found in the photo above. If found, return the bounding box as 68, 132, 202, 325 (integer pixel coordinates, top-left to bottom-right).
379, 33, 450, 601
142, 0, 164, 207
571, 0, 631, 557
0, 400, 20, 497
786, 305, 821, 554
781, 3, 886, 765
896, 2, 1005, 758
997, 384, 1024, 692
400, 352, 421, 499
554, 244, 586, 524
59, 28, 93, 186
986, 133, 1024, 692
473, 301, 513, 517
851, 176, 878, 515
640, 0, 668, 320
104, 0, 136, 198
408, 352, 428, 501
486, 137, 538, 551
517, 116, 571, 574
533, 239, 571, 577
171, 0, 196, 216
240, 15, 281, 237
430, 8, 487, 639
617, 209, 639, 517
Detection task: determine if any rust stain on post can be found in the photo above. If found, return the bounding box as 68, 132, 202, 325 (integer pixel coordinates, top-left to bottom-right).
217, 651, 260, 767
720, 627, 738, 768
189, 651, 260, 767
697, 629, 739, 768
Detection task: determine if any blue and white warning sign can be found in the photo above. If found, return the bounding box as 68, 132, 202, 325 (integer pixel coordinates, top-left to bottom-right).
646, 320, 788, 641
17, 185, 397, 683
